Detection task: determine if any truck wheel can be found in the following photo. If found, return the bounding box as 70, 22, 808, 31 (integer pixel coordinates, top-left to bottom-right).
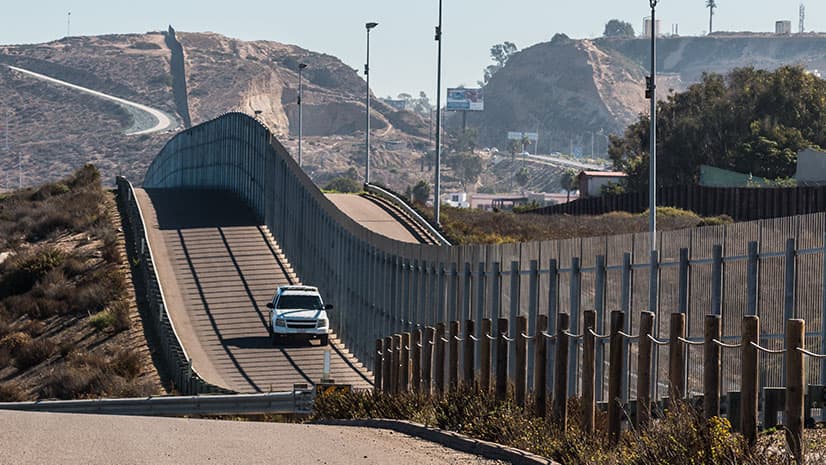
320, 335, 329, 346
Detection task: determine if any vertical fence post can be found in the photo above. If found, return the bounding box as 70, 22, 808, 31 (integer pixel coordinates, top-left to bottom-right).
548, 259, 559, 401
434, 323, 446, 396
476, 262, 487, 371
553, 313, 570, 429
621, 252, 632, 404
412, 328, 422, 394
481, 318, 492, 392
496, 318, 509, 401
783, 238, 796, 389
821, 232, 826, 395
515, 315, 528, 408
569, 258, 581, 398
637, 311, 654, 427
594, 256, 606, 401
374, 339, 383, 392
534, 314, 548, 418
786, 319, 805, 465
423, 326, 434, 396
510, 261, 521, 381
391, 334, 401, 394
383, 336, 393, 393
608, 310, 624, 446
741, 315, 759, 446
449, 320, 459, 390
401, 332, 410, 393
747, 241, 759, 317
463, 319, 475, 386
649, 250, 660, 401
582, 310, 596, 434
669, 312, 686, 399
704, 314, 721, 419
528, 260, 539, 393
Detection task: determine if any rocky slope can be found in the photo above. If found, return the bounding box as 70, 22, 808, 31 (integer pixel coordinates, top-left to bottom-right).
0, 31, 429, 190
464, 33, 826, 156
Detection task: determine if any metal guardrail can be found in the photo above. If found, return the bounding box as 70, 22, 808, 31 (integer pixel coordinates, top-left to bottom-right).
364, 183, 451, 246
116, 176, 233, 395
0, 390, 313, 416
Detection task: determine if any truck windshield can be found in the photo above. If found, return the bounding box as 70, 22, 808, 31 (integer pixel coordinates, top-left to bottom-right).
276, 295, 323, 310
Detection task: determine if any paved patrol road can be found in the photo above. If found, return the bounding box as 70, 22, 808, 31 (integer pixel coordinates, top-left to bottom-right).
0, 411, 508, 465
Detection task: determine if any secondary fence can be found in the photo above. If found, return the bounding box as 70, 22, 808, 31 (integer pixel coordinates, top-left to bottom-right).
532, 184, 826, 221
116, 176, 233, 395
138, 113, 826, 409
373, 313, 826, 462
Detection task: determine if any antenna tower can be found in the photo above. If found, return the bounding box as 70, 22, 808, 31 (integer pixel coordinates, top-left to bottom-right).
800, 4, 806, 34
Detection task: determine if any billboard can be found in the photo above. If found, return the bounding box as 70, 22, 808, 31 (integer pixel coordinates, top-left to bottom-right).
507, 131, 523, 140
446, 88, 484, 111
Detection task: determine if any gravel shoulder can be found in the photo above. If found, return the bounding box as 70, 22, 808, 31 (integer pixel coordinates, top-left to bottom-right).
0, 410, 507, 465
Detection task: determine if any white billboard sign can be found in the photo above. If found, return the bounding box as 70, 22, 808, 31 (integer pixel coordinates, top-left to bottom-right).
524, 132, 539, 142
507, 131, 523, 140
446, 88, 484, 111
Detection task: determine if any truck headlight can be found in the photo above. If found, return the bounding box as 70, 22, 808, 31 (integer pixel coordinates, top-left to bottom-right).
275, 319, 286, 327
317, 319, 328, 328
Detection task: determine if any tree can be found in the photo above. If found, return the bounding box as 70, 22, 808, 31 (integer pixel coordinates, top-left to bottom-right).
482, 41, 518, 85
560, 169, 578, 202
706, 0, 717, 34
450, 153, 484, 191
515, 167, 529, 192
603, 19, 635, 38
608, 66, 826, 191
324, 177, 362, 193
411, 180, 431, 205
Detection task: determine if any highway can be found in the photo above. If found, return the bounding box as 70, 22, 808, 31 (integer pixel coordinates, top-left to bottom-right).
7, 65, 176, 136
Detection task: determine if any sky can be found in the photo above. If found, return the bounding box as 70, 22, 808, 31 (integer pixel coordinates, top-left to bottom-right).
1, 1, 823, 99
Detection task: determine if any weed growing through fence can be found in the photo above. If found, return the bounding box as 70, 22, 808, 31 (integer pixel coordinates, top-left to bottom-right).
312, 387, 801, 464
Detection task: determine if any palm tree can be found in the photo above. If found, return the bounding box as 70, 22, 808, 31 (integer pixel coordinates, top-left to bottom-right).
706, 0, 717, 34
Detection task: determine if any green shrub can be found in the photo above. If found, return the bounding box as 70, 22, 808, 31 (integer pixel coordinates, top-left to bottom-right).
323, 177, 363, 194
89, 310, 116, 330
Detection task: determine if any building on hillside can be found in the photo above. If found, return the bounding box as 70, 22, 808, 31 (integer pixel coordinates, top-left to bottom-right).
795, 148, 826, 185
444, 192, 470, 208
578, 171, 627, 198
776, 20, 792, 35
383, 99, 412, 111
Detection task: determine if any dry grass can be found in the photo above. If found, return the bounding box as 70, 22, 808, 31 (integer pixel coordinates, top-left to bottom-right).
0, 165, 161, 400
433, 205, 732, 244
312, 388, 820, 464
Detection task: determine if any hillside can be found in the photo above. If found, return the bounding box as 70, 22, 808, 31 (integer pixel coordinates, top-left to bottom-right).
463, 34, 826, 156
0, 165, 162, 401
0, 30, 430, 191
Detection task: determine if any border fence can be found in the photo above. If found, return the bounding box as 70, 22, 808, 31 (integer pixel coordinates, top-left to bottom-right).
532, 184, 826, 221
138, 112, 826, 413
372, 312, 826, 463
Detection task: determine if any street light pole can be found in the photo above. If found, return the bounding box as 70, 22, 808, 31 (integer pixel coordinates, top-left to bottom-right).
298, 63, 307, 168
647, 0, 659, 253
434, 0, 443, 227
365, 22, 378, 185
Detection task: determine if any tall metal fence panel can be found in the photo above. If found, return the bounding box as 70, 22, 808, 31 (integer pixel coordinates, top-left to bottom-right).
140, 113, 826, 401
534, 184, 826, 221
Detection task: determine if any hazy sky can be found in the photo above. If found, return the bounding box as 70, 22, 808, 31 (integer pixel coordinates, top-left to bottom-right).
1, 1, 822, 98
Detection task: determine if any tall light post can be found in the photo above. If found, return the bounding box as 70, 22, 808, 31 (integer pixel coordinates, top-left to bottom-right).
298, 63, 307, 167
433, 0, 443, 227
364, 22, 378, 184
646, 0, 659, 253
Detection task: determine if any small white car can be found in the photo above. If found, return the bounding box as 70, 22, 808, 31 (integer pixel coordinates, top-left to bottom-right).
266, 285, 332, 346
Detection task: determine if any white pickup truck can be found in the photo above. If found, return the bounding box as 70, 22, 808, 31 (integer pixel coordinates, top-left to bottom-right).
265, 285, 332, 346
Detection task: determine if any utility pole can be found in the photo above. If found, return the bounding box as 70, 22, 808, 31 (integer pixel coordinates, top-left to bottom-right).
364, 22, 378, 184
67, 11, 71, 37
3, 109, 9, 190
298, 63, 307, 168
646, 0, 659, 254
433, 0, 443, 227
